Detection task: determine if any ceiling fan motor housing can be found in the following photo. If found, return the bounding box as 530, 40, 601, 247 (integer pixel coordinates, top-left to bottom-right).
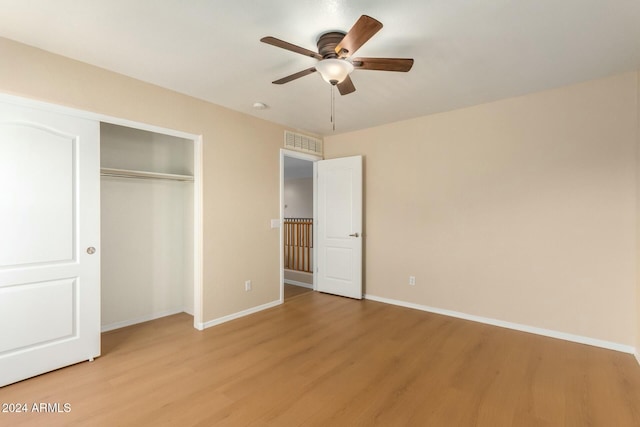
317, 31, 347, 59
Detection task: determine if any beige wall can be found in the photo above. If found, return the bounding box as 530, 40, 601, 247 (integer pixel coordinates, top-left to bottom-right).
325, 72, 639, 347
0, 37, 283, 322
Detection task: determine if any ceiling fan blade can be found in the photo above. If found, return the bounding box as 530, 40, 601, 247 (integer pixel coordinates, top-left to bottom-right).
337, 75, 356, 95
335, 15, 383, 58
261, 36, 322, 60
272, 67, 317, 84
352, 57, 414, 72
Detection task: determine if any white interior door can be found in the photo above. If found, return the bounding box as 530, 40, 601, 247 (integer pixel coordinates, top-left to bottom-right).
0, 101, 100, 387
317, 155, 363, 299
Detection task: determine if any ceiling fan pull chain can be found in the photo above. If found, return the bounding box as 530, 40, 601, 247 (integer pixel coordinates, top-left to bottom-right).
331, 84, 336, 132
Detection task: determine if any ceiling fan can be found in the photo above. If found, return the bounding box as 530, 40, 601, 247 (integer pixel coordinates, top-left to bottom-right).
261, 15, 414, 95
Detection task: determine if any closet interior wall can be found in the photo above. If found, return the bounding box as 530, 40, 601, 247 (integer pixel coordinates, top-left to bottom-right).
100, 123, 194, 331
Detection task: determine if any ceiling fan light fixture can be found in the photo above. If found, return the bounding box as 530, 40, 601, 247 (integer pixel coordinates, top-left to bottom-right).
315, 59, 354, 85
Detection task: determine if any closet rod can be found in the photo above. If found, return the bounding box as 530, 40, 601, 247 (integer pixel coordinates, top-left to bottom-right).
100, 167, 194, 182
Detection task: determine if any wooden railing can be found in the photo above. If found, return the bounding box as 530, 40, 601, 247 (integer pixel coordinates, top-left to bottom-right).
284, 218, 313, 273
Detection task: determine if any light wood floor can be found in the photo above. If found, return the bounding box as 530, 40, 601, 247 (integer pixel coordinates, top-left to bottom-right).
284, 283, 313, 299
2, 292, 640, 426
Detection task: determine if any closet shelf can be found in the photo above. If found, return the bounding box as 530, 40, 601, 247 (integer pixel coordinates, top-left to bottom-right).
100, 167, 194, 182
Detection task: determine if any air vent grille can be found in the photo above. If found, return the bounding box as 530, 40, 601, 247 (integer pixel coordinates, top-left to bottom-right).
284, 131, 323, 155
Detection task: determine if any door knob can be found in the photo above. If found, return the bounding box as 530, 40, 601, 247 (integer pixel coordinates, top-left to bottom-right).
349, 233, 359, 238
87, 247, 96, 255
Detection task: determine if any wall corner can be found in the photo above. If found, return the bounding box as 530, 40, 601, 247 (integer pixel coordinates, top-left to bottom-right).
636, 69, 640, 354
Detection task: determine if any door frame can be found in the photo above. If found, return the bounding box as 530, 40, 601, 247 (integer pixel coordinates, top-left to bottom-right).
279, 149, 322, 302
0, 93, 204, 330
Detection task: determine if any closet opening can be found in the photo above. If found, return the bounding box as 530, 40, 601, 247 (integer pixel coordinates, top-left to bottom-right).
100, 122, 201, 331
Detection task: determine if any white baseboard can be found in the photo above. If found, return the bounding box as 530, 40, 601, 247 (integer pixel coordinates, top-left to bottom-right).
101, 308, 185, 332
635, 352, 640, 366
196, 299, 281, 330
284, 279, 313, 289
364, 294, 636, 355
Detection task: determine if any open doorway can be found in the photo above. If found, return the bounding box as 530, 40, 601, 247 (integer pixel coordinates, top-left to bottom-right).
280, 149, 321, 301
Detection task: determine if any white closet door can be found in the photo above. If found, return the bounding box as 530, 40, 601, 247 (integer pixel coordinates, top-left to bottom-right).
0, 101, 100, 387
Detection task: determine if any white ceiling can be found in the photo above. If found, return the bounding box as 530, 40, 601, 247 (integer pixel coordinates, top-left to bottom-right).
0, 0, 639, 137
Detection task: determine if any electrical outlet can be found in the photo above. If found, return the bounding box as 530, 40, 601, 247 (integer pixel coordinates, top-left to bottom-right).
245, 280, 252, 291
409, 276, 416, 286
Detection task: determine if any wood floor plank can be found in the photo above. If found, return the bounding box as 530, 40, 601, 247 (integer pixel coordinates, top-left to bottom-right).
284, 283, 312, 299
1, 291, 639, 426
